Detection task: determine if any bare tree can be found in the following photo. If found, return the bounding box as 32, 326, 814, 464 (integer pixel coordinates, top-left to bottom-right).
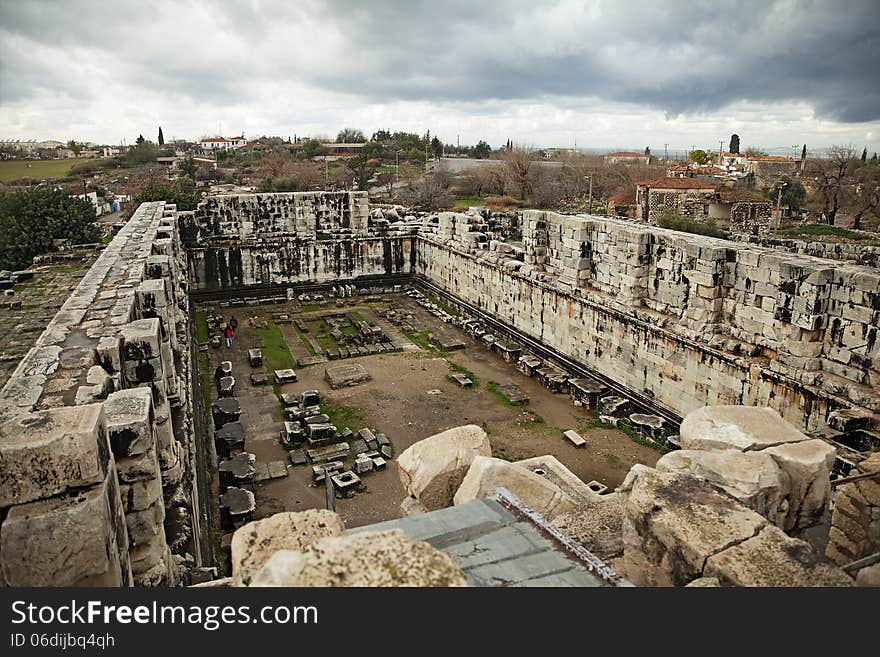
807, 145, 858, 225
400, 165, 453, 210
336, 128, 366, 143
501, 145, 537, 200
850, 161, 880, 230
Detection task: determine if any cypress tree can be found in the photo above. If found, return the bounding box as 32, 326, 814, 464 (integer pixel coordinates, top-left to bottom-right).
158, 127, 165, 146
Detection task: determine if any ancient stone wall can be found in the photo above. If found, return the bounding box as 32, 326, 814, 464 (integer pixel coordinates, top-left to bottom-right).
182, 192, 415, 290
0, 201, 194, 586
728, 201, 773, 236
417, 211, 879, 433
187, 236, 415, 290
826, 453, 880, 566
729, 233, 880, 268
183, 191, 370, 242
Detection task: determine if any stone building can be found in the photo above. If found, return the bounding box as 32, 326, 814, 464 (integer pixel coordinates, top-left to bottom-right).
605, 192, 635, 218
604, 151, 651, 165
747, 156, 800, 189
634, 177, 716, 224
708, 188, 772, 235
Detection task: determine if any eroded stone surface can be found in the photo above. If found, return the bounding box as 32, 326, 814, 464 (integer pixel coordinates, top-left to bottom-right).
551, 493, 625, 560
704, 526, 852, 587
250, 529, 467, 587
453, 455, 575, 520
656, 449, 790, 527
619, 465, 767, 587
230, 510, 345, 586
397, 424, 491, 511
679, 406, 808, 452
0, 404, 108, 507
762, 439, 836, 531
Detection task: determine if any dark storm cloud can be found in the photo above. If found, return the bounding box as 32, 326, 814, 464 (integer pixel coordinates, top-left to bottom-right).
1, 0, 878, 121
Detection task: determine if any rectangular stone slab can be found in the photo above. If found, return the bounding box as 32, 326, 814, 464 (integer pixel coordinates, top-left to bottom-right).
0, 404, 109, 506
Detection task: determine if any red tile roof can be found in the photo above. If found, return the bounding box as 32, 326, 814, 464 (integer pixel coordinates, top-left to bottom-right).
609, 193, 634, 204
635, 177, 716, 190
201, 137, 228, 143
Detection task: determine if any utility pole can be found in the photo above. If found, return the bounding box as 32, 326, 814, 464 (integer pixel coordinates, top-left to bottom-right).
664, 143, 668, 161
719, 140, 724, 162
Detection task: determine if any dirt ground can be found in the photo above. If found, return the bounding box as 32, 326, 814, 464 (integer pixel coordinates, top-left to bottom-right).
199, 293, 659, 531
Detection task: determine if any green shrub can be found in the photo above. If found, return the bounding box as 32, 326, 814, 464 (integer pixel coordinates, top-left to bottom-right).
658, 209, 725, 238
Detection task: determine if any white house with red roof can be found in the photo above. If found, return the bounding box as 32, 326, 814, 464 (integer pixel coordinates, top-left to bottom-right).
199, 135, 248, 151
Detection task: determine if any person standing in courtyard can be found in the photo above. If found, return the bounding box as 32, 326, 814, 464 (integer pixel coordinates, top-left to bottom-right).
224, 324, 235, 348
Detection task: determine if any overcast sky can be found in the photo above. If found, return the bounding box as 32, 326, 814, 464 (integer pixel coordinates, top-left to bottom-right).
1, 0, 878, 154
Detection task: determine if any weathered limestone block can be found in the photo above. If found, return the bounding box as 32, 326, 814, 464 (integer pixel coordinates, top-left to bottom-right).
704, 526, 852, 587
231, 510, 346, 587
129, 533, 171, 582
679, 406, 809, 452
856, 563, 880, 587
396, 425, 491, 511
685, 577, 721, 587
121, 318, 162, 362
762, 439, 836, 531
125, 501, 164, 545
116, 450, 160, 483
1, 467, 131, 587
119, 476, 162, 512
0, 404, 108, 507
96, 335, 122, 374
103, 387, 154, 458
399, 496, 427, 517
453, 456, 576, 520
551, 492, 625, 560
619, 465, 767, 587
826, 453, 880, 565
656, 449, 790, 527
250, 529, 467, 587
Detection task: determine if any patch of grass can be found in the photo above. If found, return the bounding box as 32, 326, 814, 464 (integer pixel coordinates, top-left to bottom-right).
403, 329, 448, 356
0, 158, 101, 182
779, 224, 878, 242
605, 453, 622, 466
292, 324, 317, 356
417, 288, 460, 317
658, 212, 726, 238
347, 310, 366, 323
453, 195, 483, 208
198, 351, 213, 428
485, 380, 547, 428
485, 380, 520, 406
321, 398, 366, 432
300, 303, 326, 312
49, 263, 86, 274
447, 361, 478, 388
250, 318, 296, 397
583, 417, 671, 454
195, 311, 210, 343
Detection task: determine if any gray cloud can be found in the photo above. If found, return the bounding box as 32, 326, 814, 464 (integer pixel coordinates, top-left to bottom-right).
0, 0, 878, 144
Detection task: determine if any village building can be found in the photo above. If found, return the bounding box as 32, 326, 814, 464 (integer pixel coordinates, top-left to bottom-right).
747, 156, 801, 189
707, 188, 772, 235
200, 135, 248, 151
604, 151, 651, 165
634, 177, 716, 224
606, 192, 635, 218
319, 142, 366, 160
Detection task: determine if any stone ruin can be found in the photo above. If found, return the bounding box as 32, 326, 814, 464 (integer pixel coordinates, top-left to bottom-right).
198, 408, 868, 587
0, 191, 878, 587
